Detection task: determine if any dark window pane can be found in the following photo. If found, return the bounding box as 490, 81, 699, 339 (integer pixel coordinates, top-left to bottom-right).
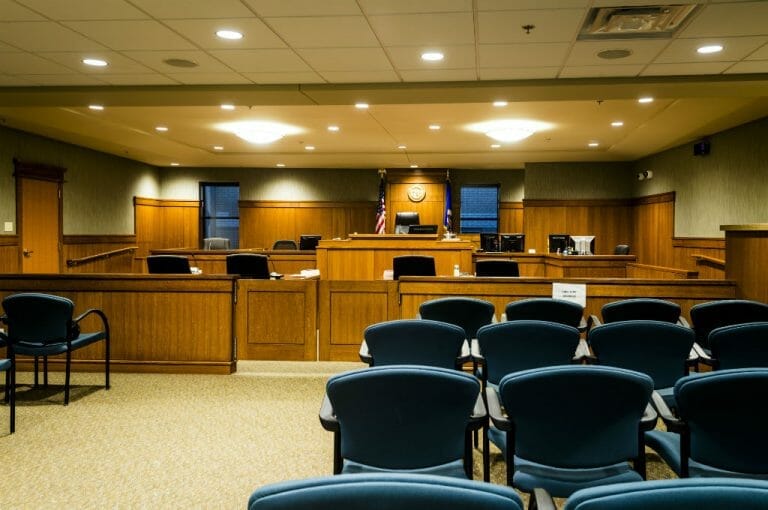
459, 185, 499, 234
201, 183, 239, 248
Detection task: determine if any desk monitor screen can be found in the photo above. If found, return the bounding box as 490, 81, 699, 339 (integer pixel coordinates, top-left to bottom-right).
395, 211, 420, 234
500, 233, 525, 253
480, 233, 500, 252
570, 235, 595, 255
408, 224, 438, 234
548, 234, 571, 253
299, 234, 322, 250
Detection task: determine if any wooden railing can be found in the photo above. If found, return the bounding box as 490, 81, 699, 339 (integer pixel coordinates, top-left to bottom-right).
66, 246, 138, 268
626, 263, 699, 279
691, 253, 726, 271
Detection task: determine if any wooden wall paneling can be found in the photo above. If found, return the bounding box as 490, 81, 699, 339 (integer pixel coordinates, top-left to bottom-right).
672, 238, 726, 278
0, 237, 20, 273
632, 194, 675, 267
318, 280, 398, 361
235, 279, 317, 360
385, 170, 447, 233
499, 202, 524, 234
723, 227, 768, 302
134, 197, 199, 255
522, 202, 568, 254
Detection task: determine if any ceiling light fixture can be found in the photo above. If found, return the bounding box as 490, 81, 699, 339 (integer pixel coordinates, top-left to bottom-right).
421, 51, 444, 62
327, 125, 340, 132
155, 126, 169, 132
213, 146, 223, 151
491, 144, 501, 148
611, 121, 624, 127
170, 162, 179, 166
276, 163, 286, 167
218, 120, 301, 145
429, 124, 441, 130
221, 104, 235, 110
397, 145, 407, 150
468, 119, 551, 143
305, 145, 315, 151
354, 102, 369, 109
588, 142, 600, 147
493, 101, 508, 107
82, 58, 108, 67
638, 96, 654, 104
88, 104, 104, 111
410, 164, 419, 168
697, 44, 723, 54
216, 29, 243, 40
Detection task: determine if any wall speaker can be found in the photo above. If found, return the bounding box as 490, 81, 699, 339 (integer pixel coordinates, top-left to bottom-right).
693, 140, 710, 156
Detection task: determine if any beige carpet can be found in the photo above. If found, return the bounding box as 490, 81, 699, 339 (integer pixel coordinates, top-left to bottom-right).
0, 361, 675, 509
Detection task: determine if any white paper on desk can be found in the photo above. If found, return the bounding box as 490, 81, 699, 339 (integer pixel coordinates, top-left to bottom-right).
552, 282, 586, 308
300, 269, 320, 278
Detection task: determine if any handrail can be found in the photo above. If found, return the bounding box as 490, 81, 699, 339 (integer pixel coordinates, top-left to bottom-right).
66, 246, 138, 267
691, 253, 726, 270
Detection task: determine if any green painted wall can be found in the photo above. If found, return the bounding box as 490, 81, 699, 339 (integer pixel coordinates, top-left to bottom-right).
523, 161, 635, 199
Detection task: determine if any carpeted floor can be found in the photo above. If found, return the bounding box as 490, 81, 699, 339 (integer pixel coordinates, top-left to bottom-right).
0, 361, 675, 509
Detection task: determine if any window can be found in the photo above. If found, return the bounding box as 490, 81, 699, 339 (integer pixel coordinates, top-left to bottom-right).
200, 183, 240, 248
459, 184, 499, 234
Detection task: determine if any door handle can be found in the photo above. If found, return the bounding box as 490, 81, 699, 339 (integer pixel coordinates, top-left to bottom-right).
23, 249, 33, 257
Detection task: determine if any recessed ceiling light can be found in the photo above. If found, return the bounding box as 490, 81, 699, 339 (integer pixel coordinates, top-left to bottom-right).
491, 144, 501, 148
88, 104, 104, 111
216, 29, 243, 40
421, 51, 444, 62
213, 146, 223, 151
164, 58, 198, 68
354, 102, 369, 109
397, 145, 407, 150
221, 104, 235, 110
493, 101, 508, 107
410, 164, 419, 168
218, 120, 301, 144
170, 162, 179, 166
467, 119, 551, 143
327, 125, 340, 132
155, 126, 169, 132
638, 96, 654, 104
305, 145, 315, 151
611, 121, 624, 127
588, 142, 600, 147
697, 44, 723, 54
82, 58, 108, 67
429, 124, 441, 130
276, 163, 286, 167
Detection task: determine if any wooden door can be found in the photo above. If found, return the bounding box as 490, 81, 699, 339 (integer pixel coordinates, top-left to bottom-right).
15, 160, 63, 273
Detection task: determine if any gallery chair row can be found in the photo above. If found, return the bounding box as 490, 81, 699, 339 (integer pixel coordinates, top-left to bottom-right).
248, 475, 768, 510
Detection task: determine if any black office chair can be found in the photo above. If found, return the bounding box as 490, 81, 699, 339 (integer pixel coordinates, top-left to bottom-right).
614, 244, 630, 255
146, 255, 192, 274
392, 255, 436, 280
272, 240, 297, 250
226, 253, 269, 279
475, 259, 519, 277
203, 237, 230, 250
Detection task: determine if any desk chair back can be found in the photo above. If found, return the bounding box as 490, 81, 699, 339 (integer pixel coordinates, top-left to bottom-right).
504, 298, 584, 329
690, 300, 768, 351
146, 255, 192, 274
393, 255, 436, 280
226, 253, 269, 279
709, 322, 768, 370
601, 298, 681, 324
419, 297, 495, 340
363, 319, 467, 369
475, 260, 519, 277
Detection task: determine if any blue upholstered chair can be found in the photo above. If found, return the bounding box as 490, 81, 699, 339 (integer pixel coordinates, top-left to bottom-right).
708, 322, 768, 370
544, 478, 768, 510
392, 255, 436, 280
587, 320, 694, 408
248, 473, 524, 510
486, 365, 655, 496
359, 319, 469, 369
1, 292, 110, 406
319, 365, 485, 478
646, 368, 768, 478
689, 299, 768, 354
504, 298, 586, 331
226, 253, 270, 279
596, 298, 683, 326
419, 297, 495, 341
146, 254, 192, 274
0, 357, 13, 434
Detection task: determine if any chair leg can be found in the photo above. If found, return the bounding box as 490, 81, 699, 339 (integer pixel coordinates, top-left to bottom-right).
636, 429, 647, 479
8, 358, 14, 434
105, 337, 110, 390
332, 431, 342, 474
33, 356, 39, 386
43, 356, 49, 386
64, 350, 71, 406
464, 430, 473, 479
506, 430, 515, 487
482, 424, 490, 482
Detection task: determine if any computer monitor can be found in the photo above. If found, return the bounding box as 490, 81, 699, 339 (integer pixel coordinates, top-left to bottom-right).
500, 233, 525, 253
548, 234, 570, 253
299, 234, 322, 250
407, 224, 438, 234
480, 233, 500, 252
395, 211, 420, 234
570, 235, 595, 255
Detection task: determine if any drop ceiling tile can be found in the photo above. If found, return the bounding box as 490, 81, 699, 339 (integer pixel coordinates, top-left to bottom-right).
479, 43, 570, 68
297, 48, 394, 72
479, 0, 588, 9
244, 0, 362, 17
97, 73, 180, 85
399, 68, 477, 81
681, 2, 768, 38
242, 71, 325, 84
122, 50, 234, 73
560, 64, 644, 78
566, 40, 671, 66
165, 73, 252, 85
654, 36, 768, 64
641, 62, 732, 76
317, 70, 400, 82
0, 0, 45, 21
0, 21, 108, 52
368, 13, 475, 46
1, 52, 74, 74
16, 0, 147, 20
21, 73, 107, 85
266, 16, 379, 48
478, 9, 585, 44
724, 60, 768, 74
747, 43, 768, 60
0, 74, 35, 85
128, 0, 255, 18
210, 49, 311, 73
386, 45, 476, 70
359, 0, 471, 15
62, 20, 197, 51
479, 67, 560, 80
42, 51, 155, 74
0, 41, 16, 51
163, 19, 286, 50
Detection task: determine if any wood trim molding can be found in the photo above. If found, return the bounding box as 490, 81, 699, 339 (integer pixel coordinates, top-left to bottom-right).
631, 191, 676, 205
523, 192, 676, 208
0, 235, 19, 246
64, 235, 138, 244
239, 200, 376, 209
13, 158, 66, 182
500, 202, 523, 210
672, 237, 725, 249
134, 196, 199, 208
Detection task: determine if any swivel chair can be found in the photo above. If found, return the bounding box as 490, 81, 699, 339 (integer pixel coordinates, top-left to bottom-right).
475, 260, 520, 277
226, 253, 270, 279
146, 255, 192, 274
392, 255, 436, 280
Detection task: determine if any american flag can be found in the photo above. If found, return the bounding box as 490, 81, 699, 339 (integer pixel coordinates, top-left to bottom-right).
443, 177, 453, 233
375, 176, 386, 234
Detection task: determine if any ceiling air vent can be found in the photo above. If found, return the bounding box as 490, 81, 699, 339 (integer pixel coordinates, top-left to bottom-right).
579, 4, 699, 40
